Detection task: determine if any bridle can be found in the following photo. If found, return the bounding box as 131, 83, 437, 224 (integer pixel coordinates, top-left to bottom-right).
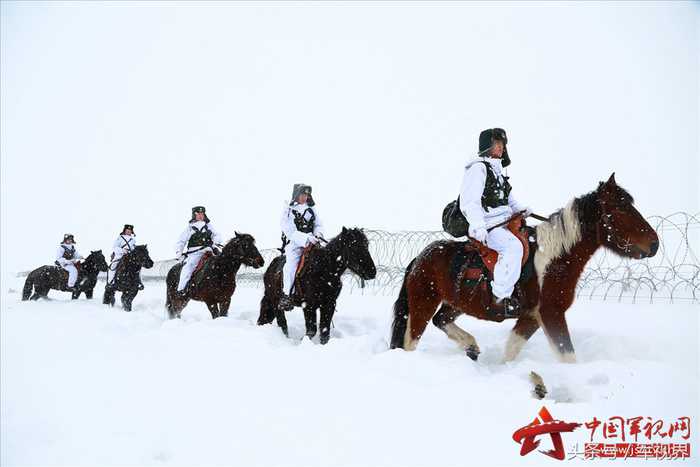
597, 200, 633, 253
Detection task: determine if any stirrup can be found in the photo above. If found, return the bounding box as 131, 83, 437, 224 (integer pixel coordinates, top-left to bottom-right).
278, 294, 294, 311
487, 296, 521, 319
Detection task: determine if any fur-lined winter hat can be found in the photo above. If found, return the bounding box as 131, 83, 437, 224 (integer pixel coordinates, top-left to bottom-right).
478, 128, 511, 167
121, 224, 135, 235
289, 184, 315, 206
190, 206, 211, 223
62, 233, 75, 244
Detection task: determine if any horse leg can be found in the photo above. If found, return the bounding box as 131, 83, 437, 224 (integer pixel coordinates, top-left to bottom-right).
303, 304, 317, 339
432, 304, 480, 360
85, 288, 94, 300
103, 286, 115, 306
537, 305, 576, 363
28, 280, 42, 300
34, 286, 50, 300
168, 296, 185, 320
403, 294, 440, 351
503, 306, 541, 362
206, 301, 220, 319
165, 286, 177, 319
122, 290, 136, 312
274, 304, 289, 337
218, 298, 231, 318
257, 294, 276, 326
318, 302, 336, 345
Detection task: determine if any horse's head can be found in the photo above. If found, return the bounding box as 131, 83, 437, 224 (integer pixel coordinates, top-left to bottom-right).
596, 173, 659, 259
222, 232, 265, 268
88, 250, 109, 272
132, 245, 155, 269
338, 227, 377, 280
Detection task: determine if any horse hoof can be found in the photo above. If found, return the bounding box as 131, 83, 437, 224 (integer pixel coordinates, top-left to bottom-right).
529, 371, 547, 399
534, 384, 547, 400
466, 345, 480, 361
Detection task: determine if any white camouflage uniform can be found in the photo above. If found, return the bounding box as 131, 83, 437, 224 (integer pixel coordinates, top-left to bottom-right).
56, 243, 83, 287
460, 156, 529, 300
174, 220, 223, 292
107, 234, 136, 285
280, 203, 324, 295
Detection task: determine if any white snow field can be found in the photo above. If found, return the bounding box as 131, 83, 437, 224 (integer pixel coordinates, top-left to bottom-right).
1, 278, 697, 466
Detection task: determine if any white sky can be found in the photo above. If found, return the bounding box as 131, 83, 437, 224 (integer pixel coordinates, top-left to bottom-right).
1, 1, 698, 276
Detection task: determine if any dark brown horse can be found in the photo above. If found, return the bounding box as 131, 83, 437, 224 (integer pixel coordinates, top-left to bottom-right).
257, 227, 377, 344
165, 233, 264, 319
22, 250, 109, 301
103, 245, 154, 311
390, 174, 659, 363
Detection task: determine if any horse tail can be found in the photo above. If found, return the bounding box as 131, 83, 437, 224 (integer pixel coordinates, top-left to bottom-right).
258, 257, 282, 325
165, 289, 173, 316
390, 258, 416, 349
22, 272, 35, 301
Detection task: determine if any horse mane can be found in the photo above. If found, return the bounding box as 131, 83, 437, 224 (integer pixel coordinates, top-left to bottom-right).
223, 233, 254, 250
325, 228, 367, 251
534, 181, 635, 264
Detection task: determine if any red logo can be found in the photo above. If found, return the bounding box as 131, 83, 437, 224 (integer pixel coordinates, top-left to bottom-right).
513, 406, 581, 460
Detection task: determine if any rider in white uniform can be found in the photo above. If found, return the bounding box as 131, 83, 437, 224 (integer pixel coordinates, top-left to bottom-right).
459, 128, 531, 317
174, 206, 223, 297
278, 184, 324, 310
55, 234, 83, 291
106, 224, 137, 290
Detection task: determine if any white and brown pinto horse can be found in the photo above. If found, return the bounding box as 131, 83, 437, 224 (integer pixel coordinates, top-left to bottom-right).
390, 174, 659, 363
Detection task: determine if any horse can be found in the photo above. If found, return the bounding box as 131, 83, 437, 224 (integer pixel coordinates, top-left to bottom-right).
165, 233, 265, 319
102, 245, 154, 311
22, 250, 109, 301
390, 174, 659, 363
258, 227, 377, 344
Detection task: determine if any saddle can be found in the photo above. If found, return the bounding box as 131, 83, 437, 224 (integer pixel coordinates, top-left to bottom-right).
471, 216, 530, 276
56, 262, 82, 289
291, 244, 318, 298
452, 216, 534, 289
188, 251, 213, 288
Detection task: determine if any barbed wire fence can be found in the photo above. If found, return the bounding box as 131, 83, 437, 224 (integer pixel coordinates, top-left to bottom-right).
94, 212, 700, 304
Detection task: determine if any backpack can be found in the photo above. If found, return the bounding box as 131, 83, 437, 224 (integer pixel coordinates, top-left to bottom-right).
443, 160, 509, 238
442, 196, 470, 238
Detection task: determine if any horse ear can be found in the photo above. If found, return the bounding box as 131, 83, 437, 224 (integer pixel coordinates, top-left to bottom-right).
607, 172, 616, 185
234, 231, 240, 238
342, 227, 348, 234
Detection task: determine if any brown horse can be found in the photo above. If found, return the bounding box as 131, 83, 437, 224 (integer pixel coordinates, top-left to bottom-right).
165, 233, 265, 319
390, 174, 659, 363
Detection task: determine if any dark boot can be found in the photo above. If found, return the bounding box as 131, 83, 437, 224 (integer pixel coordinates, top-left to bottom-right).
278, 293, 294, 311
487, 296, 521, 319
176, 289, 189, 300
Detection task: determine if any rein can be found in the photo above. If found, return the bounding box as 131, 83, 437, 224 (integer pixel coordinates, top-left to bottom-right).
486, 211, 549, 233
529, 213, 549, 222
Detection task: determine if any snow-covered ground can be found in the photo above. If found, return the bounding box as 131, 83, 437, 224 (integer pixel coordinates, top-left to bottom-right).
2, 277, 697, 466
